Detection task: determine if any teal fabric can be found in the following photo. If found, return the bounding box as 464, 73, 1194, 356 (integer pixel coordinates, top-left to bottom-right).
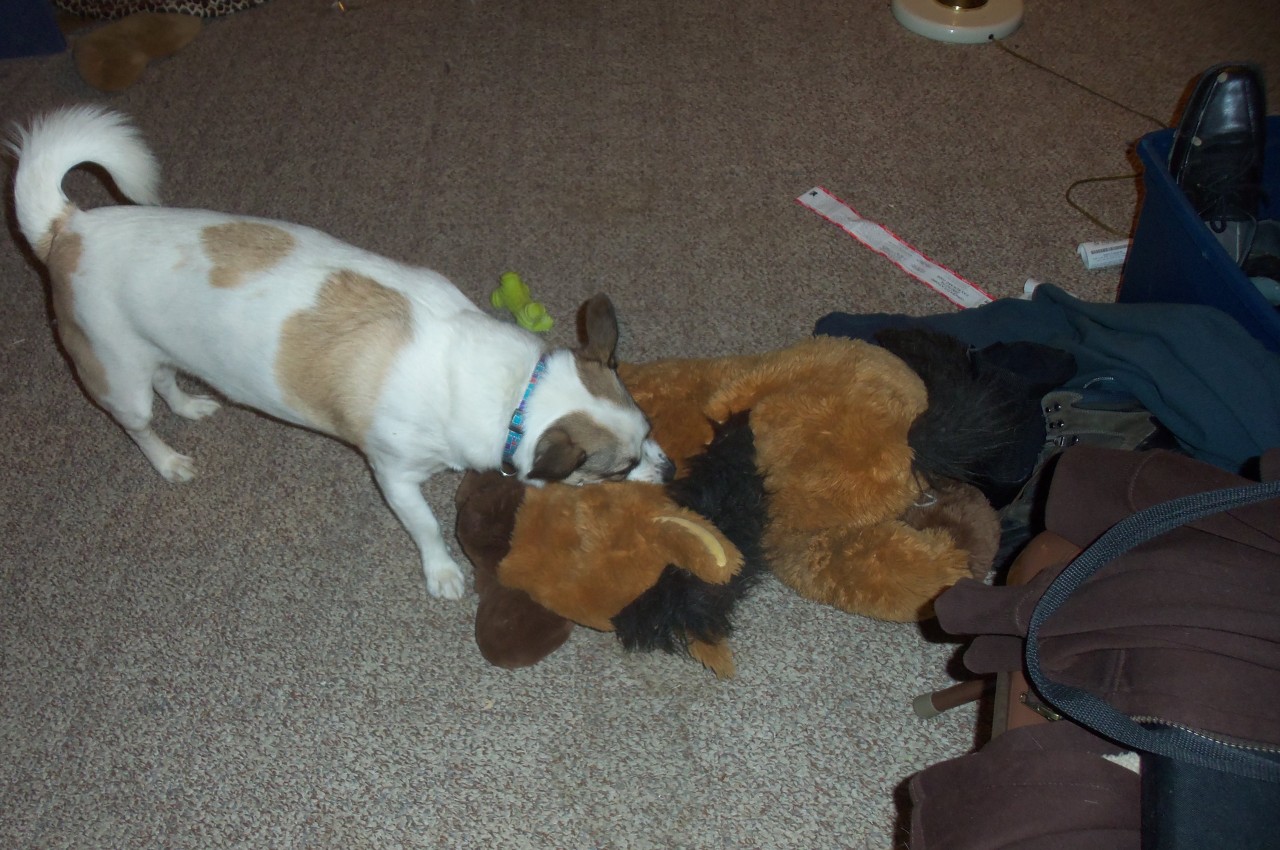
815, 284, 1280, 473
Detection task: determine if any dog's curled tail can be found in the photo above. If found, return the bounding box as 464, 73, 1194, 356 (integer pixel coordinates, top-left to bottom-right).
8, 105, 161, 262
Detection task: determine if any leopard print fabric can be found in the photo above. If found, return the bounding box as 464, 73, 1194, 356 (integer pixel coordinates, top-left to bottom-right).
54, 0, 269, 19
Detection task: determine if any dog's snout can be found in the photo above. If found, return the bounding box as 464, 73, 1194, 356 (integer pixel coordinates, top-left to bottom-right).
627, 439, 676, 484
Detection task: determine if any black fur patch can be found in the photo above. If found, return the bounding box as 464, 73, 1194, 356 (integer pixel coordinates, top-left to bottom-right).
611, 413, 769, 656
874, 327, 1070, 506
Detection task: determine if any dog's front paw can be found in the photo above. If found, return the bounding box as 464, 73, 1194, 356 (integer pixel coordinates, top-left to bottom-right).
161, 453, 197, 483
424, 559, 466, 600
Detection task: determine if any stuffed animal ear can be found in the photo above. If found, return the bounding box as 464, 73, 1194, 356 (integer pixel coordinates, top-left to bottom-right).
498, 482, 745, 633
650, 510, 742, 584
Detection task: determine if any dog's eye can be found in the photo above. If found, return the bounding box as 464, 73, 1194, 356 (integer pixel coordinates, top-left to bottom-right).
608, 459, 639, 480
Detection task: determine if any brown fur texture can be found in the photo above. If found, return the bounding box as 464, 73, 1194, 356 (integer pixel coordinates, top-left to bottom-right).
767, 516, 972, 622
619, 351, 768, 472
498, 481, 741, 633
625, 337, 994, 622
707, 337, 926, 532
901, 480, 1002, 583
455, 469, 744, 677
455, 335, 1001, 676
454, 472, 575, 669
687, 639, 735, 679
72, 12, 202, 92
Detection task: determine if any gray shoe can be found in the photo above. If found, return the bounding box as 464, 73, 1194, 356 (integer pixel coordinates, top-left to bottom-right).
995, 384, 1175, 569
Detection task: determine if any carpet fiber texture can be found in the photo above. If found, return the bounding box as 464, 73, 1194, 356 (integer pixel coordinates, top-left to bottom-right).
2, 1, 1277, 847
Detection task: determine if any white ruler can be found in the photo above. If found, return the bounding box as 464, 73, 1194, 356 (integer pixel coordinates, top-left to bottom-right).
797, 187, 993, 309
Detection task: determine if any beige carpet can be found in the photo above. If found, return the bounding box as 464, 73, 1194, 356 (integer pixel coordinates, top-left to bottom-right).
2, 1, 1277, 847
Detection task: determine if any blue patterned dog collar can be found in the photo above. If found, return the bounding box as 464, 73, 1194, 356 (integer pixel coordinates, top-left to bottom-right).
501, 354, 550, 475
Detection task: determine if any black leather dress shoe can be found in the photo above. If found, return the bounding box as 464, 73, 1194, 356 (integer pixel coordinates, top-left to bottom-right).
1168, 62, 1267, 265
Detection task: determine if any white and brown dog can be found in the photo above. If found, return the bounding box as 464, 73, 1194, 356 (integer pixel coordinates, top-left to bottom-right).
9, 105, 674, 599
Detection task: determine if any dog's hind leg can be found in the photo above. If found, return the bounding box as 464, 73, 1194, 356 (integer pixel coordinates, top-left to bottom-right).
153, 366, 221, 420
71, 338, 198, 483
107, 370, 198, 483
370, 461, 466, 600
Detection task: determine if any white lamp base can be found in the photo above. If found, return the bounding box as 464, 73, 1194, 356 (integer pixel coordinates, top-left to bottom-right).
891, 0, 1024, 44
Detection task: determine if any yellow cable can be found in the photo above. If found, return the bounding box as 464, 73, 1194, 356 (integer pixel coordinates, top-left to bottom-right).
1065, 174, 1139, 237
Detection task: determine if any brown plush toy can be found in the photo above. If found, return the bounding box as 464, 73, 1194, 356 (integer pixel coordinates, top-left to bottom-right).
623, 336, 1001, 616
454, 469, 576, 670
455, 332, 1003, 677
455, 470, 748, 678
62, 12, 203, 92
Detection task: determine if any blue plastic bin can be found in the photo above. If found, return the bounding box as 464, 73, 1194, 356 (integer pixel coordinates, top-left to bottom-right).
2, 0, 66, 59
1117, 115, 1280, 353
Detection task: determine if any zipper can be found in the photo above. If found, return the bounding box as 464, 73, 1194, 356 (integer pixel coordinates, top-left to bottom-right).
1129, 715, 1280, 755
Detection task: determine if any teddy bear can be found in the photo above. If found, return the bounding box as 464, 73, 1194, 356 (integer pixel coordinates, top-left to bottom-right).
454, 328, 1010, 677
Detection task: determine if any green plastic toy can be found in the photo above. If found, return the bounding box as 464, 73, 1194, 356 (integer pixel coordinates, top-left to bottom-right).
490, 272, 554, 333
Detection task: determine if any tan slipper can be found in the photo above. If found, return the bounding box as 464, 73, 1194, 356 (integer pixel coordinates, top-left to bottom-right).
73, 12, 202, 92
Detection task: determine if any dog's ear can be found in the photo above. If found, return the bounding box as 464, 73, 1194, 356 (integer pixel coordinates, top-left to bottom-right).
528, 426, 587, 482
576, 293, 619, 369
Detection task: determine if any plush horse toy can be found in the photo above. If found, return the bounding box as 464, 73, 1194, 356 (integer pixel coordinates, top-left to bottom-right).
455, 329, 1013, 677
